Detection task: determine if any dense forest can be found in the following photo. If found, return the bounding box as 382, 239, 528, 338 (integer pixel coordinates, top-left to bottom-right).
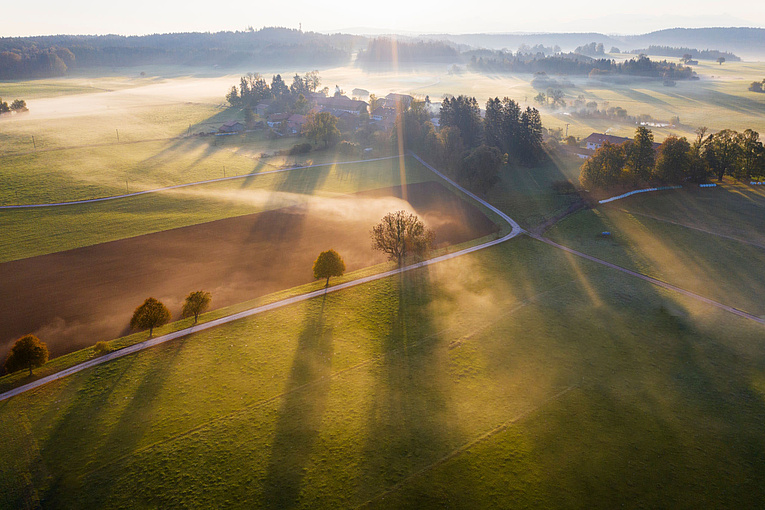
355, 38, 458, 65
629, 46, 740, 61
468, 52, 696, 81
0, 28, 357, 79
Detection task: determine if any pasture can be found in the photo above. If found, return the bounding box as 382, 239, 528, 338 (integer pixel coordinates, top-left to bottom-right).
546, 184, 765, 317
2, 236, 765, 508
2, 63, 765, 508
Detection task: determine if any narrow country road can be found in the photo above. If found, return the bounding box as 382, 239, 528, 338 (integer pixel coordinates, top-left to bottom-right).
0, 153, 523, 401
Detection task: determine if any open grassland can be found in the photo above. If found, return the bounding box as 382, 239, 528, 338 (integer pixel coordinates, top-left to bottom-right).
0, 155, 436, 262
546, 184, 765, 317
2, 237, 765, 508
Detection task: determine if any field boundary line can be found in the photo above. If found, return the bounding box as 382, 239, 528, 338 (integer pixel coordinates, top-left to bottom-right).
0, 155, 403, 209
617, 208, 765, 250
0, 154, 523, 402
529, 234, 765, 325
357, 384, 579, 508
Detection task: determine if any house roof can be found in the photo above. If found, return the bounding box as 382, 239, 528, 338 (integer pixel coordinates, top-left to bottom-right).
221, 120, 243, 128
371, 106, 396, 117
268, 113, 290, 121
581, 133, 631, 146
316, 95, 368, 111
288, 114, 306, 124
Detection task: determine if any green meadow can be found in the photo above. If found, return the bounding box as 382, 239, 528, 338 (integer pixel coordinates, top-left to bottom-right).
2, 236, 765, 508
2, 63, 765, 508
0, 155, 436, 262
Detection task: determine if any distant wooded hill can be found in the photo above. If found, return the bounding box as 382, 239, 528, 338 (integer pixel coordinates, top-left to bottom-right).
0, 28, 359, 79
423, 28, 765, 59
356, 38, 459, 65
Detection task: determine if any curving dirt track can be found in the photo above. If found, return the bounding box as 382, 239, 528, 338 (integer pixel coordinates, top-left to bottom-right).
0, 181, 497, 359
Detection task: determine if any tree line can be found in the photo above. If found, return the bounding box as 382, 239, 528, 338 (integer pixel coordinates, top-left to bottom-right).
0, 98, 27, 113
356, 38, 458, 65
468, 53, 695, 81
393, 95, 544, 194
580, 127, 765, 189
629, 46, 740, 62
225, 71, 321, 113
0, 29, 354, 79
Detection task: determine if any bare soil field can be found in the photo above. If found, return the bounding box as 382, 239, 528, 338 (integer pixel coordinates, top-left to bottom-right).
0, 181, 497, 360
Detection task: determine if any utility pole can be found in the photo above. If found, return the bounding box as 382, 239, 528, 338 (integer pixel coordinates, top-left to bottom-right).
116, 129, 120, 142
31, 135, 36, 149
223, 166, 226, 178
565, 123, 570, 137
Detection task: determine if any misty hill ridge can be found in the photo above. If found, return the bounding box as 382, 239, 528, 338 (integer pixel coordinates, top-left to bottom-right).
423, 27, 765, 58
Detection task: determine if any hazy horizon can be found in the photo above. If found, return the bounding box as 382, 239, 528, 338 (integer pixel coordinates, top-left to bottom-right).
2, 0, 763, 38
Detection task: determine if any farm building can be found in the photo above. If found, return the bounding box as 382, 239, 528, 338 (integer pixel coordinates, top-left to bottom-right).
287, 114, 307, 134
218, 121, 245, 134
581, 133, 631, 150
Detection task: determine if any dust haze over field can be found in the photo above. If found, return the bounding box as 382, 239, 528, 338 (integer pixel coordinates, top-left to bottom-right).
0, 181, 497, 361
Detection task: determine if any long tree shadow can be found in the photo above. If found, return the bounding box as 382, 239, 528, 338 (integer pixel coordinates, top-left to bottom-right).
84, 339, 189, 485
356, 268, 477, 505
35, 354, 141, 506
262, 297, 334, 508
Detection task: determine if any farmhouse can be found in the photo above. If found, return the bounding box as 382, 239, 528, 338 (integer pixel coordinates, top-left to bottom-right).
267, 112, 290, 128
581, 133, 631, 150
287, 114, 307, 134
316, 95, 368, 115
218, 120, 245, 134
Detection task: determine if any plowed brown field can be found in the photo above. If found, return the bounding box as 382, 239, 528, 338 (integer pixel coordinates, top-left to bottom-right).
1, 181, 497, 359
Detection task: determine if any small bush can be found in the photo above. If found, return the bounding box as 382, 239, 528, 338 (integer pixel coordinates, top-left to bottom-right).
289, 142, 312, 155
93, 341, 111, 356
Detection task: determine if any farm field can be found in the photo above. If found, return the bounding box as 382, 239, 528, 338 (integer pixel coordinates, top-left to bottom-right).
0, 180, 497, 359
2, 58, 765, 509
2, 237, 765, 508
545, 184, 765, 317
0, 155, 439, 263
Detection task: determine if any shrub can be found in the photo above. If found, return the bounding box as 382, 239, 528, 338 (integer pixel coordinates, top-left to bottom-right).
93, 341, 111, 356
289, 142, 312, 155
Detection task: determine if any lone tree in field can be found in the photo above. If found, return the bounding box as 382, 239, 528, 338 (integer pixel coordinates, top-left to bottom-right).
181, 290, 212, 324
4, 334, 49, 376
371, 210, 435, 266
313, 249, 346, 287
130, 297, 171, 337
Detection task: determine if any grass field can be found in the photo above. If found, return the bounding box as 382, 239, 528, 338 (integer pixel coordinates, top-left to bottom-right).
3, 64, 765, 508
545, 184, 765, 317
2, 237, 765, 508
0, 155, 439, 263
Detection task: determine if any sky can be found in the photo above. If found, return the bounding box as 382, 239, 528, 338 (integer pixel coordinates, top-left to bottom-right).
3, 0, 763, 37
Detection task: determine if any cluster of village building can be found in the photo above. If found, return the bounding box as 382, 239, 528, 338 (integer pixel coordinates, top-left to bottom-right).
216, 91, 422, 137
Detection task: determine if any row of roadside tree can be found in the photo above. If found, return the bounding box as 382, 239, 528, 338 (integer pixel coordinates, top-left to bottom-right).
580, 127, 765, 189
